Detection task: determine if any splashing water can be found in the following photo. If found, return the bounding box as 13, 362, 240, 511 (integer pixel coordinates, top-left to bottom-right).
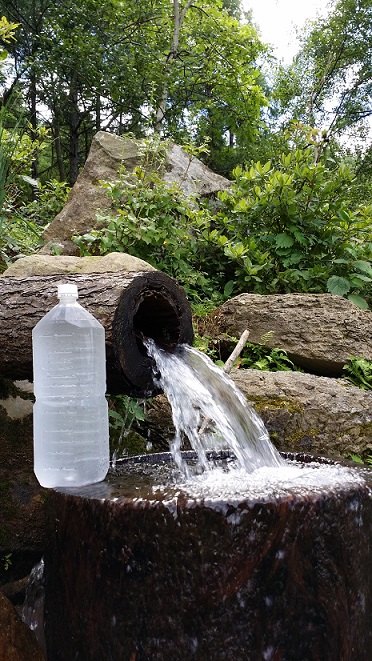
145, 340, 285, 477
22, 558, 46, 655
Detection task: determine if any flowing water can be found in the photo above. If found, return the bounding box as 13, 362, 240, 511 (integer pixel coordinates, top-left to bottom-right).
21, 558, 46, 655
141, 340, 369, 501
145, 339, 285, 477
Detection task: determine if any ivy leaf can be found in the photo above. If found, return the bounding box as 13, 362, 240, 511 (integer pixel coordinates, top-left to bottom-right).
327, 275, 350, 296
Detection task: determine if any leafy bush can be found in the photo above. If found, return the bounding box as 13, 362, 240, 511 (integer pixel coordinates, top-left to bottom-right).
73, 127, 372, 309
215, 123, 372, 307
20, 179, 70, 226
0, 95, 51, 269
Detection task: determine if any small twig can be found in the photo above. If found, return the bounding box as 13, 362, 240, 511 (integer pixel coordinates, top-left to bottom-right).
223, 329, 250, 374
198, 329, 250, 436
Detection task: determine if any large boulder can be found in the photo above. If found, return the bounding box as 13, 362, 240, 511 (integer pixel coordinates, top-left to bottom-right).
2, 252, 156, 278
209, 292, 372, 376
233, 369, 372, 459
41, 131, 230, 251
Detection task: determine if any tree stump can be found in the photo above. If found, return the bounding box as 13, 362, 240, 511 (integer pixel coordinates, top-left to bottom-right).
43, 453, 372, 661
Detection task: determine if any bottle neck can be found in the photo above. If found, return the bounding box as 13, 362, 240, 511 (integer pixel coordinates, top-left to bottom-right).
59, 295, 78, 305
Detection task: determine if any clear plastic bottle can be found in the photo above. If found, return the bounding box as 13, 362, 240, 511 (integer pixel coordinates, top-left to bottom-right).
32, 283, 109, 488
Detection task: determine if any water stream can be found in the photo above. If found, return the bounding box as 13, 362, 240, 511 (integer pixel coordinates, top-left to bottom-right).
142, 340, 368, 502
21, 558, 46, 655
145, 339, 285, 477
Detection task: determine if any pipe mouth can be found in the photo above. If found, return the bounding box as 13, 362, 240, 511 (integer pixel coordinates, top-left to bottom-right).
133, 292, 181, 354
111, 271, 193, 396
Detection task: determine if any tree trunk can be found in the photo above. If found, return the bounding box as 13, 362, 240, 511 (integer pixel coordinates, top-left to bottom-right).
68, 70, 80, 185
0, 271, 193, 396
52, 107, 66, 181
29, 70, 38, 182
154, 0, 193, 133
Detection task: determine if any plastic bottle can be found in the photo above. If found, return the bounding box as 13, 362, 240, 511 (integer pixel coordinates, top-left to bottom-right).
32, 283, 109, 488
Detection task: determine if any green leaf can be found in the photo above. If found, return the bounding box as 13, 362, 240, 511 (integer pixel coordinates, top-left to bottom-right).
343, 357, 372, 390
349, 454, 364, 464
353, 260, 372, 276
327, 275, 350, 296
224, 280, 235, 297
293, 230, 307, 245
337, 209, 351, 222
347, 294, 369, 310
253, 359, 270, 370
350, 273, 372, 283
275, 233, 294, 248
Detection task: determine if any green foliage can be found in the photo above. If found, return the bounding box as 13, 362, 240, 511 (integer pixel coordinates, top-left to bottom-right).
0, 176, 68, 269
349, 453, 372, 467
213, 123, 372, 306
73, 136, 231, 305
193, 331, 226, 366
0, 15, 19, 60
274, 0, 372, 146
239, 344, 301, 372
342, 357, 372, 390
73, 126, 372, 308
0, 103, 50, 269
108, 394, 147, 460
20, 179, 70, 227
1, 552, 12, 571
2, 0, 267, 183
0, 215, 42, 271
193, 330, 302, 373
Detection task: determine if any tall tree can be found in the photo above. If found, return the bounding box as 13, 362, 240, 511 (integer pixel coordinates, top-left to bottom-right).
274, 0, 372, 155
0, 0, 267, 182
152, 0, 267, 173
1, 0, 163, 182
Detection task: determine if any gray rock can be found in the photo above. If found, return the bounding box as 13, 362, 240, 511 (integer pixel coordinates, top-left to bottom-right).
42, 132, 230, 249
233, 368, 372, 459
210, 292, 372, 376
2, 252, 156, 277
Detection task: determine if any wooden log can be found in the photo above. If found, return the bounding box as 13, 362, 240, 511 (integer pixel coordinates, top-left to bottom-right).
0, 271, 193, 396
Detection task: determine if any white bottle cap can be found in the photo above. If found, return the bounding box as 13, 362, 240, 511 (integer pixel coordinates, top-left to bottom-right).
58, 283, 78, 298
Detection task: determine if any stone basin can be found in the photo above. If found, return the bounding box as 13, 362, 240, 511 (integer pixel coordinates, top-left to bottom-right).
43, 452, 372, 661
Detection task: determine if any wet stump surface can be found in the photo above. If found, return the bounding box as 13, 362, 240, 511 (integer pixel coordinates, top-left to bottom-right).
44, 454, 372, 661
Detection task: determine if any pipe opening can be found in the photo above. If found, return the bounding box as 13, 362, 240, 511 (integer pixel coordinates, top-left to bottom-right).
133, 293, 181, 353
